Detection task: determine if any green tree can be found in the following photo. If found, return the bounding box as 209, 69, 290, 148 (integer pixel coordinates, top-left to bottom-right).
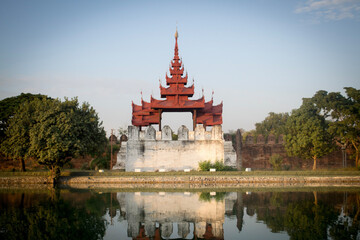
255, 112, 289, 140
343, 87, 360, 167
2, 97, 106, 180
29, 98, 106, 181
269, 154, 283, 171
311, 88, 360, 167
1, 98, 43, 171
285, 99, 334, 170
0, 93, 49, 142
328, 88, 360, 167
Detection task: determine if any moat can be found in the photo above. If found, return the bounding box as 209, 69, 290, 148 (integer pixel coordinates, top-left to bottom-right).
1, 188, 359, 239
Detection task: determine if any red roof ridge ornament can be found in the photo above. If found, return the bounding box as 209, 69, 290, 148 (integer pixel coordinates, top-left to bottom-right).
131, 30, 223, 130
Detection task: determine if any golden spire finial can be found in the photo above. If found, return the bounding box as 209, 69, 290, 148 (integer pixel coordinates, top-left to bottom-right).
175, 27, 178, 39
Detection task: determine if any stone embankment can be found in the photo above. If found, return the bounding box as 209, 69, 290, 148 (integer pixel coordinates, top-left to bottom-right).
1, 175, 360, 187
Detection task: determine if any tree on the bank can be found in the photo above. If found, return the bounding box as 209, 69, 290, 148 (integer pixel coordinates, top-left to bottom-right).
310, 88, 360, 167
0, 93, 50, 171
1, 99, 40, 171
0, 93, 49, 143
340, 87, 360, 167
2, 97, 107, 180
285, 99, 334, 170
255, 112, 289, 140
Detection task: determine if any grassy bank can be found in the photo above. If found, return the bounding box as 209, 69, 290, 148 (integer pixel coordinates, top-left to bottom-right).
0, 169, 359, 177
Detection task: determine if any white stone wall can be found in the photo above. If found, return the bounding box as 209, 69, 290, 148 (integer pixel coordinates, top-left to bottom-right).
224, 141, 237, 167
113, 142, 127, 170
113, 124, 236, 171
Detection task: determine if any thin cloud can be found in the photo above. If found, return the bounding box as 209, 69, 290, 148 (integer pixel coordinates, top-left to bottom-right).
295, 0, 360, 22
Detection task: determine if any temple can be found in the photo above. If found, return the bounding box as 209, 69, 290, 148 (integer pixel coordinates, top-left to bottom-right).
114, 30, 237, 172
132, 30, 223, 130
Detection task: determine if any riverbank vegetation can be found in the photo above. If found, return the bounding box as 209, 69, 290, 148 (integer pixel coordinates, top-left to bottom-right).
0, 94, 107, 182
198, 160, 236, 171
244, 87, 360, 170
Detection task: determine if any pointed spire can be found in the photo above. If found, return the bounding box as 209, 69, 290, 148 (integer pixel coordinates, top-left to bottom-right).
174, 28, 179, 58
175, 27, 178, 39
141, 91, 143, 101
212, 90, 214, 100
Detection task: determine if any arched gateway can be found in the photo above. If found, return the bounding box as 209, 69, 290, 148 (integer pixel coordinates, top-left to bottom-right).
114, 31, 236, 172
131, 30, 223, 130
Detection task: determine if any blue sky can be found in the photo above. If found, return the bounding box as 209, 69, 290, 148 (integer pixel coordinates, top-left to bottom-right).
1, 0, 359, 135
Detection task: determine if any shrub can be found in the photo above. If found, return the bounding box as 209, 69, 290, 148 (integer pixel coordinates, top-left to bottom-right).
214, 160, 225, 171
283, 164, 291, 171
269, 154, 283, 171
223, 166, 237, 171
198, 160, 230, 171
90, 156, 109, 170
199, 160, 212, 171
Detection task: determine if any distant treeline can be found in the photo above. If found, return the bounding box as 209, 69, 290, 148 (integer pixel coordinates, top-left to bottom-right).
240, 87, 359, 170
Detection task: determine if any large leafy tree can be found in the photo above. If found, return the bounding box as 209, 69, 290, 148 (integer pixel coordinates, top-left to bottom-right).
0, 93, 49, 171
342, 87, 360, 167
255, 112, 289, 139
2, 97, 106, 180
0, 93, 48, 142
327, 88, 360, 167
1, 99, 42, 171
285, 99, 334, 170
311, 88, 360, 167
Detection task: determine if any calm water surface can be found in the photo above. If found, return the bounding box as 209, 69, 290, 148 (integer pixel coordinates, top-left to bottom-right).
0, 189, 359, 240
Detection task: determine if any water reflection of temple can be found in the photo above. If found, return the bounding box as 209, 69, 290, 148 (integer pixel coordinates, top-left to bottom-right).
117, 192, 228, 239
115, 191, 359, 239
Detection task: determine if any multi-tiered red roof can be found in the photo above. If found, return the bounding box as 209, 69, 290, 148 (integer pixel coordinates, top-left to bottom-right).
132, 30, 222, 130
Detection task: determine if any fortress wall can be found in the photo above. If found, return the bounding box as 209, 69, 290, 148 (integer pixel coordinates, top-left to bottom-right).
114, 125, 236, 171
241, 134, 351, 170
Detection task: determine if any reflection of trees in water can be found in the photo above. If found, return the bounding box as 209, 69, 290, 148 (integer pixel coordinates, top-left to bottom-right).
329, 193, 360, 240
284, 200, 337, 240
2, 191, 360, 240
0, 192, 107, 240
238, 191, 360, 239
199, 192, 228, 202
